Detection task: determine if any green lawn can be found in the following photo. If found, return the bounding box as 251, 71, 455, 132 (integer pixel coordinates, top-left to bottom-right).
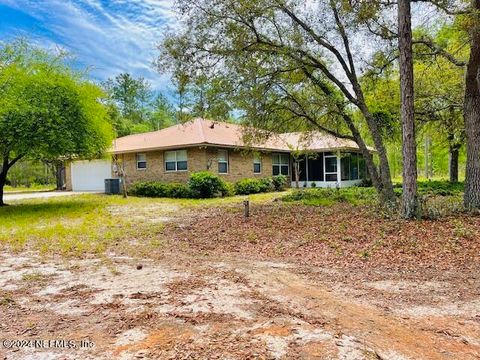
0, 182, 467, 257
4, 184, 56, 193
0, 192, 287, 256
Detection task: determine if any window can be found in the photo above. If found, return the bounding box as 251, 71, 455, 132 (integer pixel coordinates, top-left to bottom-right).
341, 154, 351, 181
272, 153, 289, 176
253, 154, 261, 174
341, 153, 360, 181
218, 149, 228, 174
324, 154, 337, 182
136, 153, 147, 170
165, 150, 188, 172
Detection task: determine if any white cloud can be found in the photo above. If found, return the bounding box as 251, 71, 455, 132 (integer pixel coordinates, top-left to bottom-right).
0, 0, 176, 92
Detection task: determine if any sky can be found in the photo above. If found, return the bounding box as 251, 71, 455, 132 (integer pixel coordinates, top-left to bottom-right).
0, 0, 176, 94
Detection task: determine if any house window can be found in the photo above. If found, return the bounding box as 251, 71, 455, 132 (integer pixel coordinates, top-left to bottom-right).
253, 154, 261, 174
136, 153, 147, 170
165, 150, 188, 172
272, 153, 289, 176
218, 149, 228, 174
324, 153, 337, 181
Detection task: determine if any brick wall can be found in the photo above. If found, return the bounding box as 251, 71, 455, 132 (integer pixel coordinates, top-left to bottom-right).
121, 147, 208, 186
120, 146, 289, 186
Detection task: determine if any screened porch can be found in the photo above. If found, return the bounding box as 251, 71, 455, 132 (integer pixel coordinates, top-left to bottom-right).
291, 151, 367, 188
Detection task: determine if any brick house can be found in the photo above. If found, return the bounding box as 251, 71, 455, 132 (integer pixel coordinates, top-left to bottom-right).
66, 118, 371, 191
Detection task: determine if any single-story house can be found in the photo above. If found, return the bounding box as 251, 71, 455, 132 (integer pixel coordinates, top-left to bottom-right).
65, 118, 371, 191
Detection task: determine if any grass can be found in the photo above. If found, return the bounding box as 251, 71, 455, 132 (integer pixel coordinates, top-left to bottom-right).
0, 181, 468, 258
4, 184, 56, 193
282, 181, 465, 207
282, 187, 377, 206
0, 191, 285, 257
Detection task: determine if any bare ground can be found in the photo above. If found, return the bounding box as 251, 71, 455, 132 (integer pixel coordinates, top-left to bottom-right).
1, 199, 479, 359
0, 251, 479, 360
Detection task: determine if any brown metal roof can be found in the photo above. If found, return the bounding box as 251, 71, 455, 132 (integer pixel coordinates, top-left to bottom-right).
111, 118, 372, 154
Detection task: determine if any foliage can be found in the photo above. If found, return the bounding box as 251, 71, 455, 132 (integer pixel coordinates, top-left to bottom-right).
0, 39, 113, 205
103, 73, 175, 136
393, 181, 464, 197
188, 171, 228, 198
128, 181, 192, 198
282, 187, 378, 206
234, 177, 277, 195
271, 175, 288, 191
234, 178, 263, 195
6, 160, 55, 187
220, 182, 236, 197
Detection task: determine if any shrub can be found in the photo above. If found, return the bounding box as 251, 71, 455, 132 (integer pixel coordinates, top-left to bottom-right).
129, 181, 192, 198
220, 182, 235, 197
235, 178, 262, 195
188, 171, 226, 198
166, 183, 192, 198
281, 187, 377, 206
271, 175, 287, 191
259, 177, 274, 192
129, 181, 170, 197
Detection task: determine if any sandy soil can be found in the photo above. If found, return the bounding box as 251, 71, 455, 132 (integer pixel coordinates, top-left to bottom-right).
0, 252, 479, 360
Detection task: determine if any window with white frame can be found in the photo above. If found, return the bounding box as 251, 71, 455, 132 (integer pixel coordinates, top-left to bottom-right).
253, 154, 261, 174
272, 153, 289, 176
136, 153, 147, 170
165, 150, 188, 171
218, 149, 228, 174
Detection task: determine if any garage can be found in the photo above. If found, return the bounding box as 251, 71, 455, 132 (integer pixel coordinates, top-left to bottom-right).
70, 159, 112, 192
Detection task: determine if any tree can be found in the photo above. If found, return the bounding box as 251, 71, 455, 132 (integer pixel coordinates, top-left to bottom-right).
0, 40, 113, 206
103, 73, 175, 136
410, 1, 480, 208
398, 0, 419, 218
463, 0, 480, 208
159, 0, 396, 203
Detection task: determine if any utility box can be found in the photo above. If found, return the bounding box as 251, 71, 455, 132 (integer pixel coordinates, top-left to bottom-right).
104, 178, 120, 195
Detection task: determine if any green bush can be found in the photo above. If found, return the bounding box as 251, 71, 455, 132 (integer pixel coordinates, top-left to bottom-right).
166, 183, 192, 198
188, 171, 226, 198
259, 177, 274, 192
235, 178, 262, 195
282, 187, 377, 206
220, 182, 235, 197
129, 181, 191, 198
129, 181, 169, 197
272, 175, 287, 191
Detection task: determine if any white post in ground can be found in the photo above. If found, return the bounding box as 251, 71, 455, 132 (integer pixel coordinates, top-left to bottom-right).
336, 150, 341, 188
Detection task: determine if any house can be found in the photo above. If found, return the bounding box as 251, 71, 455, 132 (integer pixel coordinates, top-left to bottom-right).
66, 118, 371, 191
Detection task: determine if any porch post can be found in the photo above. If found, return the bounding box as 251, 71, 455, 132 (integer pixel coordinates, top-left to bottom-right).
336, 150, 341, 188
305, 155, 309, 184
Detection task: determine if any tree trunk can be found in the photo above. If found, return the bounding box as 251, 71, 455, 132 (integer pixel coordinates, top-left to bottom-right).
398, 0, 419, 218
341, 112, 395, 203
0, 174, 6, 207
0, 158, 8, 206
464, 0, 480, 209
449, 143, 460, 183
55, 161, 65, 190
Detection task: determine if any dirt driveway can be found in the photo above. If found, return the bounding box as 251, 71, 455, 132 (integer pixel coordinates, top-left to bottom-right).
1, 252, 479, 359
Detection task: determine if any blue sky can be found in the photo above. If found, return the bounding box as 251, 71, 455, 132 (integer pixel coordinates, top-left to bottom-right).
0, 0, 175, 93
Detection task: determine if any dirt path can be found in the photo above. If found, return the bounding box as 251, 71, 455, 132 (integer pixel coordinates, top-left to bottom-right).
0, 253, 479, 359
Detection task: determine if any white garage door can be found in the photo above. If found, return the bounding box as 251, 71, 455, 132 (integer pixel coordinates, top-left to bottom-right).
71, 159, 112, 192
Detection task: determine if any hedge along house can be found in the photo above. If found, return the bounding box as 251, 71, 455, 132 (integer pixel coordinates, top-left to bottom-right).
108, 118, 372, 189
